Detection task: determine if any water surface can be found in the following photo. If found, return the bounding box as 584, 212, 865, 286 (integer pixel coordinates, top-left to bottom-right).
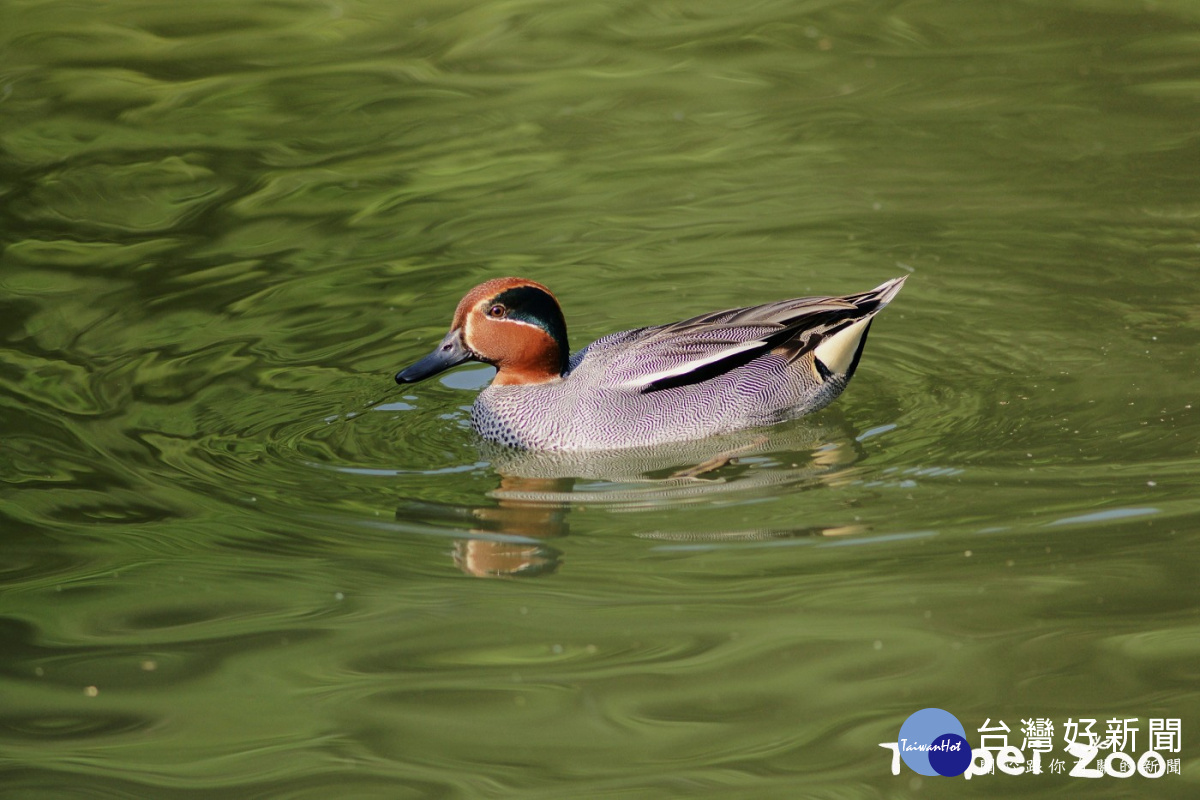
3, 0, 1200, 796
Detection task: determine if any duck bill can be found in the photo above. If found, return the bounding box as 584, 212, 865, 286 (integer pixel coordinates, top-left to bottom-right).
395, 329, 473, 384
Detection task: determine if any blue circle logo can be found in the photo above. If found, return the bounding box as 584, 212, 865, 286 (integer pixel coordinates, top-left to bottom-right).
897, 709, 972, 776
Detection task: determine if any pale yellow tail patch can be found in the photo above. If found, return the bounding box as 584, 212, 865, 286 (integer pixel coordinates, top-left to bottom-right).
813, 317, 871, 376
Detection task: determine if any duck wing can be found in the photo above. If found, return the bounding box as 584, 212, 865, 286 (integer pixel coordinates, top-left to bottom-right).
584, 277, 906, 394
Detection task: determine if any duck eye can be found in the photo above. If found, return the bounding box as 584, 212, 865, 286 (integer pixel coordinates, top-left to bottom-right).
487, 304, 506, 318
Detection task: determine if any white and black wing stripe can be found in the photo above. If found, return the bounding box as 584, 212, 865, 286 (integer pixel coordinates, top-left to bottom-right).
585, 277, 906, 393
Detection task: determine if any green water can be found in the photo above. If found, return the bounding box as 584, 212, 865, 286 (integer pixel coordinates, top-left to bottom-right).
3, 0, 1200, 796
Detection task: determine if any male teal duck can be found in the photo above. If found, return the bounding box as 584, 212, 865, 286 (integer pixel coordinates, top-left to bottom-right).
396, 276, 906, 450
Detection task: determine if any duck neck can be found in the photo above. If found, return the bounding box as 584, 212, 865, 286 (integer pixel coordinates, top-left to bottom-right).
493, 338, 565, 385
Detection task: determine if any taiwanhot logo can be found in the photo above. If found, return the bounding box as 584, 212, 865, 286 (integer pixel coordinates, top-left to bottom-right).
897, 708, 973, 777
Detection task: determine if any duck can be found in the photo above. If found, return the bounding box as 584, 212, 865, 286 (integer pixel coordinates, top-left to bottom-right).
395, 275, 906, 451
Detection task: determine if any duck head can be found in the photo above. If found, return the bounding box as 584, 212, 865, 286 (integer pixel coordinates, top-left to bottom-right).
395, 277, 569, 387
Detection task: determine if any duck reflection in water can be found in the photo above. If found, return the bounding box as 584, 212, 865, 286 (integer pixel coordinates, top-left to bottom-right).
395, 422, 869, 578
391, 276, 904, 575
